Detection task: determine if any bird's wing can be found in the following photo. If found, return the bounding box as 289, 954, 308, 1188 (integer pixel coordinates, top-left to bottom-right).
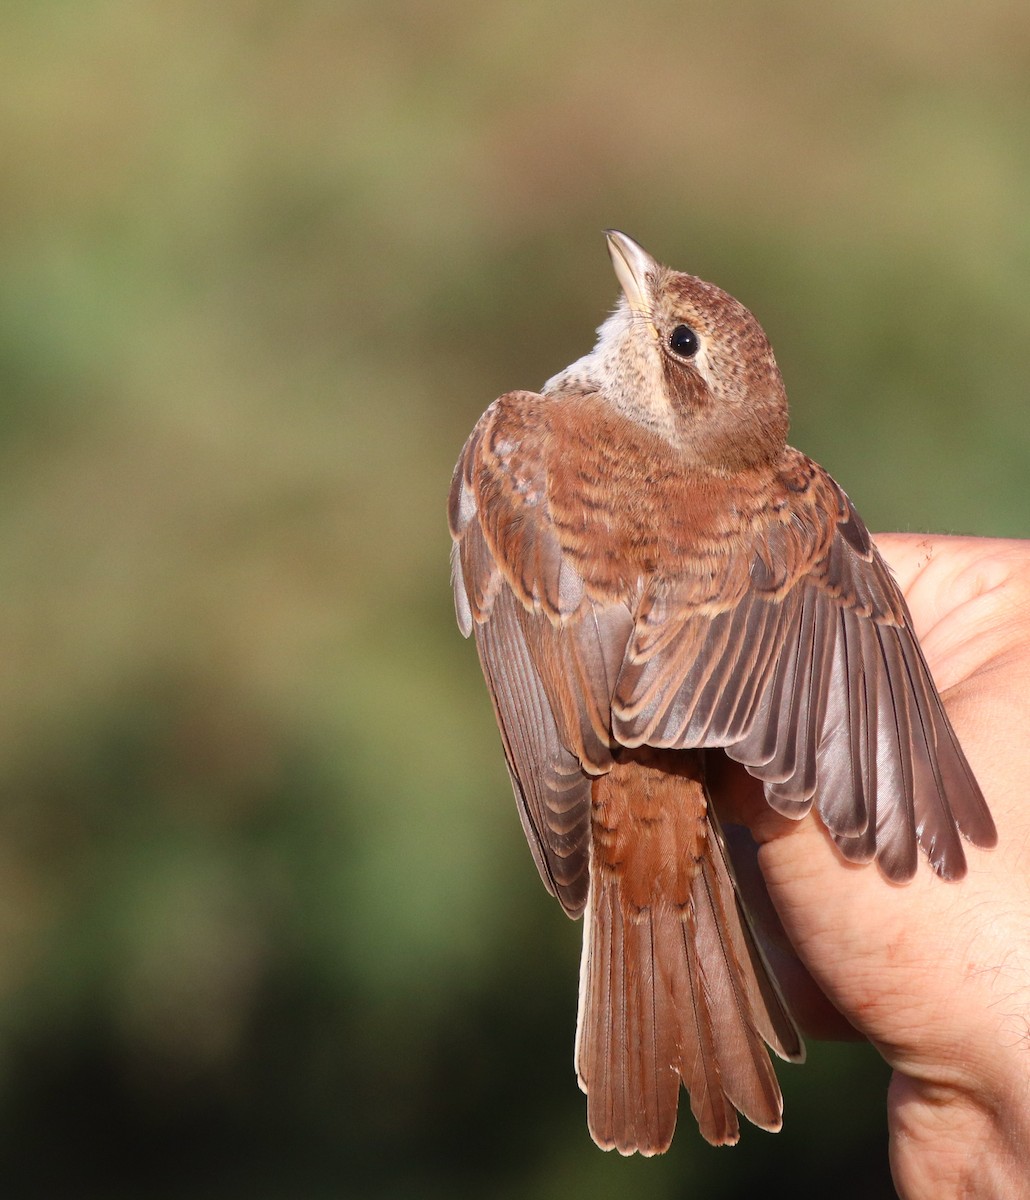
449, 393, 633, 916
612, 451, 996, 881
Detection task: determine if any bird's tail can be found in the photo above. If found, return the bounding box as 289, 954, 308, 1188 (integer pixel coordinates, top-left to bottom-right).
575, 752, 803, 1154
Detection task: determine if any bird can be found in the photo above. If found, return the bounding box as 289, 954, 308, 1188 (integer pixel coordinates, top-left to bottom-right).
447, 230, 997, 1155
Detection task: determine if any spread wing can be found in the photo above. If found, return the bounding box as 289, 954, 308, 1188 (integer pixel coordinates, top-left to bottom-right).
611, 459, 996, 880
450, 392, 996, 909
449, 393, 632, 916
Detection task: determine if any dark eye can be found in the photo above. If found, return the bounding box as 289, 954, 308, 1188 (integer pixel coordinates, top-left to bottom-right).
669, 324, 699, 357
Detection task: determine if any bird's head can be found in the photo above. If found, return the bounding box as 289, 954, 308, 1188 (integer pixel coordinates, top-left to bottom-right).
547, 231, 790, 472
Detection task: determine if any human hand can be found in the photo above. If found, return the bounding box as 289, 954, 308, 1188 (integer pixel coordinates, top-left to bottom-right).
732, 534, 1030, 1198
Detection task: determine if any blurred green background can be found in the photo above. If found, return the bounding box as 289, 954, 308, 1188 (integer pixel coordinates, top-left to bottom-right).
1, 2, 1027, 1197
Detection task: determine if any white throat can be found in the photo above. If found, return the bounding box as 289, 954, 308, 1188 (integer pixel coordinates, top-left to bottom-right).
543, 301, 679, 441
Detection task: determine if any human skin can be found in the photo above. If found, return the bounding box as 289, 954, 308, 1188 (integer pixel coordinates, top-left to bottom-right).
729, 534, 1030, 1198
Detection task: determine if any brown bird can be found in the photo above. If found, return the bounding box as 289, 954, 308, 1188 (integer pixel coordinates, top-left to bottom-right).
447, 231, 996, 1155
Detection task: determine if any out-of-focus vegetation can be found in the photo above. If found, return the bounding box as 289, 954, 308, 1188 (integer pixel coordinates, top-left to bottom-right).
0, 2, 1026, 1196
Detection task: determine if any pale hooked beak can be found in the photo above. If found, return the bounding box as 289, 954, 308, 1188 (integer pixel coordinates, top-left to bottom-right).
604, 230, 658, 315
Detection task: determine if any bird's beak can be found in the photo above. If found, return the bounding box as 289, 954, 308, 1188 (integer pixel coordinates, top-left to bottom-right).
605, 230, 657, 315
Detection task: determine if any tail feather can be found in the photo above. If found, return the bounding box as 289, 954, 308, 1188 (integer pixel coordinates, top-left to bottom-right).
577, 883, 684, 1154
576, 752, 801, 1154
673, 898, 742, 1146
694, 842, 784, 1129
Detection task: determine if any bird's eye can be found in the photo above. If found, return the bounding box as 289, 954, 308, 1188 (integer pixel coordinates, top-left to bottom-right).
669, 324, 700, 358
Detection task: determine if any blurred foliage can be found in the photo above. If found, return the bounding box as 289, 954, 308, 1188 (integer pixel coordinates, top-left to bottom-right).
0, 1, 1027, 1196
